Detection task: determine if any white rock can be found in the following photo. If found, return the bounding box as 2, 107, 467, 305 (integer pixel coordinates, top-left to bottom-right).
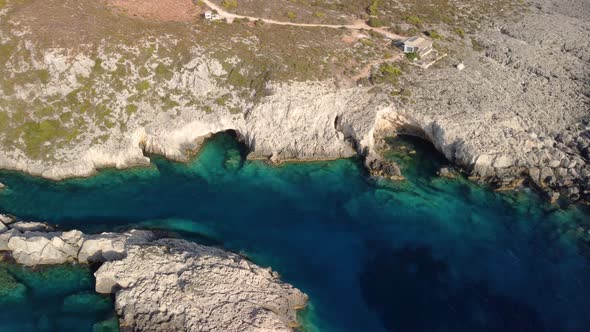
77, 233, 128, 263
95, 238, 308, 332
78, 230, 152, 263
0, 229, 21, 251
492, 155, 514, 168
9, 221, 53, 233
8, 235, 71, 265
0, 214, 14, 225
456, 62, 465, 70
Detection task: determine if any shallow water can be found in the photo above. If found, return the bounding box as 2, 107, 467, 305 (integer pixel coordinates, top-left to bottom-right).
0, 261, 116, 332
1, 133, 589, 332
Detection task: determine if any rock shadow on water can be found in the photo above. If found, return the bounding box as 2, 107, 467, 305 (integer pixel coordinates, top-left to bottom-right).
360, 245, 546, 332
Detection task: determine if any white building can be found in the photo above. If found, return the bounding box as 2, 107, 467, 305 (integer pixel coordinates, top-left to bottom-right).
402, 36, 433, 57
204, 11, 223, 21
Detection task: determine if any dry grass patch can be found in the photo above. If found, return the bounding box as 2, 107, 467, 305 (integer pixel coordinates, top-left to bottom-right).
104, 0, 203, 22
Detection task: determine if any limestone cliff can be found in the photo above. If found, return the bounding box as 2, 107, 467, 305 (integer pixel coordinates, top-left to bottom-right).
0, 0, 588, 202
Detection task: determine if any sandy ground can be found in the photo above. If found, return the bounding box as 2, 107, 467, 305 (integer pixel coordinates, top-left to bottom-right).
105, 0, 202, 22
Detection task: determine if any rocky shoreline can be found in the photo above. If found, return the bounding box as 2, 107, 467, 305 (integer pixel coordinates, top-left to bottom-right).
0, 215, 308, 332
0, 0, 588, 204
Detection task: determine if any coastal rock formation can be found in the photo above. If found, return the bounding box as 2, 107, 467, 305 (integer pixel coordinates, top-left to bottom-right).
0, 0, 588, 203
2, 223, 152, 266
95, 238, 307, 332
0, 214, 14, 225
0, 221, 308, 331
390, 0, 590, 200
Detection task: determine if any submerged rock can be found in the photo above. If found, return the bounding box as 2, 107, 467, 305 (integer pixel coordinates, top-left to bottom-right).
366, 157, 404, 181
95, 238, 308, 332
438, 167, 459, 179
92, 317, 119, 332
62, 292, 113, 314
0, 268, 27, 303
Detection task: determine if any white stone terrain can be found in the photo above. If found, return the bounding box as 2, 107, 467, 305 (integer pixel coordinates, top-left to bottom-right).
0, 219, 308, 331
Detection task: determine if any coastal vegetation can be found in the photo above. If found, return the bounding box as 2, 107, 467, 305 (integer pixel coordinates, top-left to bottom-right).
221, 0, 237, 10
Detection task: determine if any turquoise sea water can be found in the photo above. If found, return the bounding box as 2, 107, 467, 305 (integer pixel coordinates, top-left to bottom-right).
0, 133, 589, 332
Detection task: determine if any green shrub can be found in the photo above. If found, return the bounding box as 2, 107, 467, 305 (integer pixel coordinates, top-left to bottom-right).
221, 0, 237, 10
405, 15, 422, 27
155, 64, 173, 80
371, 63, 402, 85
379, 63, 402, 77
471, 37, 484, 51
215, 93, 231, 106
454, 27, 465, 38
125, 104, 138, 115
135, 81, 150, 92
405, 52, 420, 61
367, 17, 384, 28
285, 12, 297, 20
429, 30, 444, 40
367, 0, 380, 16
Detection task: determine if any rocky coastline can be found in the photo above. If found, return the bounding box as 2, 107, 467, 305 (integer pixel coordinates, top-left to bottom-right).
0, 0, 588, 204
0, 215, 308, 332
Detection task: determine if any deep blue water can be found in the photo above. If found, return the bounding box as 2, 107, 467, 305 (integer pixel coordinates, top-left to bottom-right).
0, 133, 590, 332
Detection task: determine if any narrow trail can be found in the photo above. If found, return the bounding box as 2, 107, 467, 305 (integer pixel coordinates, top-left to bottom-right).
200, 0, 405, 40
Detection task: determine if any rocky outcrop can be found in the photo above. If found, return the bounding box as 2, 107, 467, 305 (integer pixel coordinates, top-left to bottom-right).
77, 230, 153, 263
0, 221, 308, 331
366, 157, 404, 181
0, 214, 13, 225
369, 0, 590, 201
95, 238, 307, 332
3, 227, 152, 266
8, 221, 54, 233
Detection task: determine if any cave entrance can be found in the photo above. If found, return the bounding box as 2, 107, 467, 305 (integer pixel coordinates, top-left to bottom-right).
381, 134, 450, 180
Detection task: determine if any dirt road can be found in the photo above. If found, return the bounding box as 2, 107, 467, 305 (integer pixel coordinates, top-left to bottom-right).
200, 0, 404, 40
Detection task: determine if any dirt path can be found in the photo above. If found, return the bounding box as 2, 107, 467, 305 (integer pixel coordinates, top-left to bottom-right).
200, 0, 405, 40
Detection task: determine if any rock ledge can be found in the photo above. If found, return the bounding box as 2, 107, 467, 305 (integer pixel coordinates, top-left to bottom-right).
0, 220, 307, 332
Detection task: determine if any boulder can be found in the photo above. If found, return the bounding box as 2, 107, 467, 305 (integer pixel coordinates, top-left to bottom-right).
0, 229, 21, 251
7, 232, 78, 266
0, 222, 7, 234
9, 221, 54, 233
78, 230, 153, 263
77, 234, 128, 264
95, 238, 308, 332
366, 157, 404, 181
438, 167, 459, 179
0, 214, 14, 225
492, 155, 513, 168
